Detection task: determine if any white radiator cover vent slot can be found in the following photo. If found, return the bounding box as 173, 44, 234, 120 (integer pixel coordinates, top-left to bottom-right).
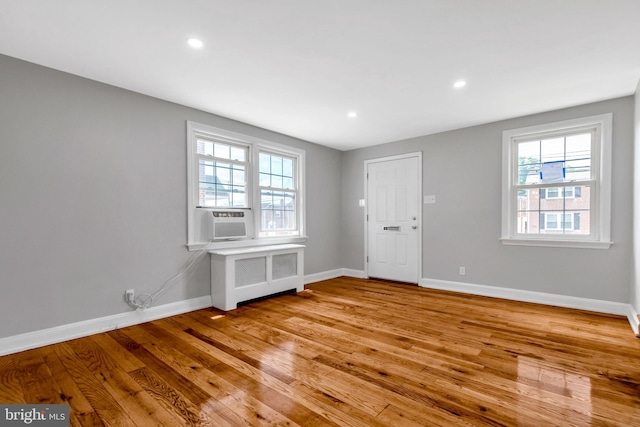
273, 253, 298, 280
235, 257, 267, 287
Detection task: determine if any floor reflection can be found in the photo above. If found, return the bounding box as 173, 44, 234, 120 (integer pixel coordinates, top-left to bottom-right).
517, 356, 592, 425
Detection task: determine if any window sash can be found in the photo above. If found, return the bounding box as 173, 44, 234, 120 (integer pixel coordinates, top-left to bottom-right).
510, 126, 596, 240
512, 182, 594, 238
514, 128, 596, 187
257, 149, 299, 236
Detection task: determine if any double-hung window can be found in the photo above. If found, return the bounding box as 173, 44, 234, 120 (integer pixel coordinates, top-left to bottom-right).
501, 114, 612, 248
186, 121, 305, 249
259, 150, 298, 237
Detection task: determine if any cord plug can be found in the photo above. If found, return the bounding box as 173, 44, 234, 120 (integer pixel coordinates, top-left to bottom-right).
125, 289, 134, 303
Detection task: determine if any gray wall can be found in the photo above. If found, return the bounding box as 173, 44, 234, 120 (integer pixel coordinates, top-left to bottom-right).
0, 54, 342, 338
633, 81, 640, 314
341, 97, 634, 303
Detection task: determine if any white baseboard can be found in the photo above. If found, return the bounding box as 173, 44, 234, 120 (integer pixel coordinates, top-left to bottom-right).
420, 278, 636, 333
304, 268, 366, 284
628, 305, 640, 336
0, 296, 212, 357
341, 268, 367, 279
304, 269, 343, 284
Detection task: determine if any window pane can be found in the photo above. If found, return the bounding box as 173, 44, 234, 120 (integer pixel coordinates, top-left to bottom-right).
259, 172, 271, 187
196, 139, 214, 156
216, 163, 230, 182
229, 187, 246, 207
214, 143, 230, 159
518, 141, 541, 185
232, 169, 245, 185
540, 137, 564, 163
518, 162, 541, 185
283, 158, 294, 177
283, 177, 294, 190
518, 140, 540, 161
271, 156, 283, 175
565, 133, 591, 161
230, 146, 246, 162
272, 175, 283, 189
259, 153, 271, 173
565, 158, 590, 181
261, 190, 296, 232
565, 133, 591, 180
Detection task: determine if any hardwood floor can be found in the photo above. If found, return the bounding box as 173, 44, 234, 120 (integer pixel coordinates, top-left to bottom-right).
1, 277, 639, 426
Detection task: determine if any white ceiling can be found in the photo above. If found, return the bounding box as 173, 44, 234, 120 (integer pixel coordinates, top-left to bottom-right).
1, 1, 640, 151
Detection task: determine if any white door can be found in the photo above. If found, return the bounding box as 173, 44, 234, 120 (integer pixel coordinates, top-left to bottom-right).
366, 154, 421, 283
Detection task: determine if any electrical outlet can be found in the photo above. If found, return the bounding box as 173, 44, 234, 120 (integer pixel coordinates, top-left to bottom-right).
125, 289, 134, 301
459, 266, 466, 276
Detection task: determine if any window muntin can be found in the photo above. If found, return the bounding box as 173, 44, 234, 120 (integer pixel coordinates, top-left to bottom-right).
258, 151, 298, 236
502, 114, 612, 248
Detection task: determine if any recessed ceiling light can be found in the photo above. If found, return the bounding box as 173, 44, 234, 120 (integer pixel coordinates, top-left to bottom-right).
453, 80, 467, 89
187, 38, 204, 49
347, 111, 358, 118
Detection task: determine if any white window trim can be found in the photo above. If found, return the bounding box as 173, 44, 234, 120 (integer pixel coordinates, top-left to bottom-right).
186, 121, 306, 251
500, 114, 612, 249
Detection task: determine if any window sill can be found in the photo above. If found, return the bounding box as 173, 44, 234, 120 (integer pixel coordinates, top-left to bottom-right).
187, 236, 308, 252
500, 238, 612, 249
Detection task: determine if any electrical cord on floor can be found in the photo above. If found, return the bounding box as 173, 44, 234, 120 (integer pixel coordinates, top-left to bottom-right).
125, 248, 209, 310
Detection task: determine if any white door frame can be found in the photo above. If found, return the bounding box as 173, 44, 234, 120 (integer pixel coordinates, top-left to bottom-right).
364, 152, 422, 282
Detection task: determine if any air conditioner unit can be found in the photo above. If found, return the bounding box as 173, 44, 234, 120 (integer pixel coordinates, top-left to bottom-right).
209, 210, 250, 240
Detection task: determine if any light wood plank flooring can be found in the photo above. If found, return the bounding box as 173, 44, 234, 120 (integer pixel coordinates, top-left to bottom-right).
1, 277, 639, 426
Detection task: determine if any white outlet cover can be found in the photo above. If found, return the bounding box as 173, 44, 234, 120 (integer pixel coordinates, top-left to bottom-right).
359, 199, 365, 207
424, 195, 436, 204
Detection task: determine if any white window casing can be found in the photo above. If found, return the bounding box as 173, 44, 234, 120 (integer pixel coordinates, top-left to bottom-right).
501, 114, 612, 249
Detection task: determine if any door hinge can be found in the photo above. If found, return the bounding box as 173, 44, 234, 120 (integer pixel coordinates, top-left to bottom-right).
366, 256, 369, 263
366, 214, 369, 221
